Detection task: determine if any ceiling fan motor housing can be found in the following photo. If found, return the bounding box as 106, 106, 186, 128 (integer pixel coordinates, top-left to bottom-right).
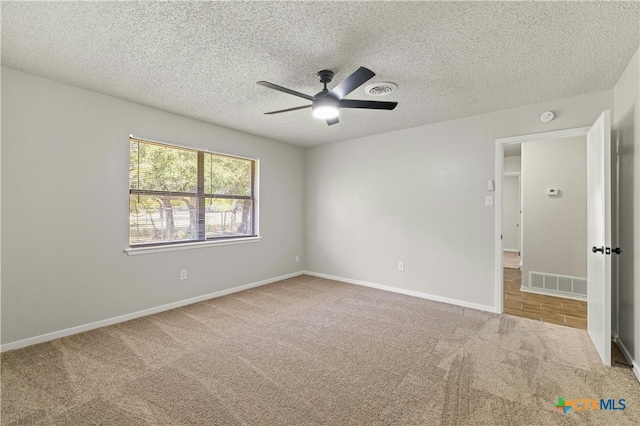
316, 70, 334, 85
313, 70, 338, 118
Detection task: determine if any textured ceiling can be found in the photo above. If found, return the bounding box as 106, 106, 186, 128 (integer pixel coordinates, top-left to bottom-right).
2, 1, 639, 147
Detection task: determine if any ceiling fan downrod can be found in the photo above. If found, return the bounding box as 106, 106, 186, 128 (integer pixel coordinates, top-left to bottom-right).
316, 70, 334, 93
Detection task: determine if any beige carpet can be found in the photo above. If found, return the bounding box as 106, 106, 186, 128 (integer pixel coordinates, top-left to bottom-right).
2, 275, 638, 425
504, 251, 520, 269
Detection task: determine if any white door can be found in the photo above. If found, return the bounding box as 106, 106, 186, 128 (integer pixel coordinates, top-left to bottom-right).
518, 175, 522, 267
587, 110, 611, 366
502, 175, 520, 252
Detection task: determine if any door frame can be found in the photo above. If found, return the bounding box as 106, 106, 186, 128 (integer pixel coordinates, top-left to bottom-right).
494, 126, 590, 313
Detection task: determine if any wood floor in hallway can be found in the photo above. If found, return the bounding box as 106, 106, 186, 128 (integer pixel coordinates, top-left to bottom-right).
503, 268, 587, 330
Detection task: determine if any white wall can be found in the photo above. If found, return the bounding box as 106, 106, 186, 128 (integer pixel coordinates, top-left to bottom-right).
502, 174, 520, 252
521, 137, 587, 281
1, 68, 305, 345
305, 91, 613, 310
503, 156, 522, 174
613, 48, 639, 380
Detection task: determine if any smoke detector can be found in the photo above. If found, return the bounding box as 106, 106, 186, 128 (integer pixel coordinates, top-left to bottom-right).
540, 111, 555, 123
364, 82, 397, 97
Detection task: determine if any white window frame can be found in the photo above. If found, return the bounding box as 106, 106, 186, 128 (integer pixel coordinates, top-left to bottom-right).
126, 136, 260, 255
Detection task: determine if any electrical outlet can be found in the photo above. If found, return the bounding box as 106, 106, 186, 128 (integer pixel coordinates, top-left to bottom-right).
180, 269, 187, 280
295, 255, 300, 263
398, 261, 405, 272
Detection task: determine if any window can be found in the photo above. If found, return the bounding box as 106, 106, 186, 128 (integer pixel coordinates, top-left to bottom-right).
129, 137, 257, 247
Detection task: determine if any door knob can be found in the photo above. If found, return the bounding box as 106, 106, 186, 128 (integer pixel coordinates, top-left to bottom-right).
592, 246, 604, 253
612, 247, 622, 255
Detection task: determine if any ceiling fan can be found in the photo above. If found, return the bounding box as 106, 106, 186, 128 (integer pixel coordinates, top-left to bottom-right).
257, 66, 397, 126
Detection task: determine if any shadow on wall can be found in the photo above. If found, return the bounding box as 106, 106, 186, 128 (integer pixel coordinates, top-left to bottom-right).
616, 105, 636, 360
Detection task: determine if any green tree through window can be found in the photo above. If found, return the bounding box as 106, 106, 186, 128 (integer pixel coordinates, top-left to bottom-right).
129, 138, 256, 246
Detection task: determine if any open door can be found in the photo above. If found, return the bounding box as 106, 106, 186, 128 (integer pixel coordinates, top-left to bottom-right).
587, 110, 611, 366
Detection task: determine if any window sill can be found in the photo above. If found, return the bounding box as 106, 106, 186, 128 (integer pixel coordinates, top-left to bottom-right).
125, 236, 261, 256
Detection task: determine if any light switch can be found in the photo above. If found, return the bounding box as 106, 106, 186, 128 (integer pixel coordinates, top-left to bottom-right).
485, 195, 494, 206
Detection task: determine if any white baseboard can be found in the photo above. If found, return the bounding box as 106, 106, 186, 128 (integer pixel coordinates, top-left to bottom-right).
614, 335, 640, 383
304, 271, 498, 314
0, 271, 305, 353
503, 249, 519, 253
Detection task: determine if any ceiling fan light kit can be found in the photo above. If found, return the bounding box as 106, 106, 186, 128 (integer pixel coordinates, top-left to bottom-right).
313, 104, 339, 119
257, 66, 397, 126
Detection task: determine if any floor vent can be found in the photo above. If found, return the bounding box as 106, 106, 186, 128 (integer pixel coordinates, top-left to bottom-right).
524, 271, 587, 301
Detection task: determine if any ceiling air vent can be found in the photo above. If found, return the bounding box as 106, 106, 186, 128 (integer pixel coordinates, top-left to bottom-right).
364, 82, 397, 97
